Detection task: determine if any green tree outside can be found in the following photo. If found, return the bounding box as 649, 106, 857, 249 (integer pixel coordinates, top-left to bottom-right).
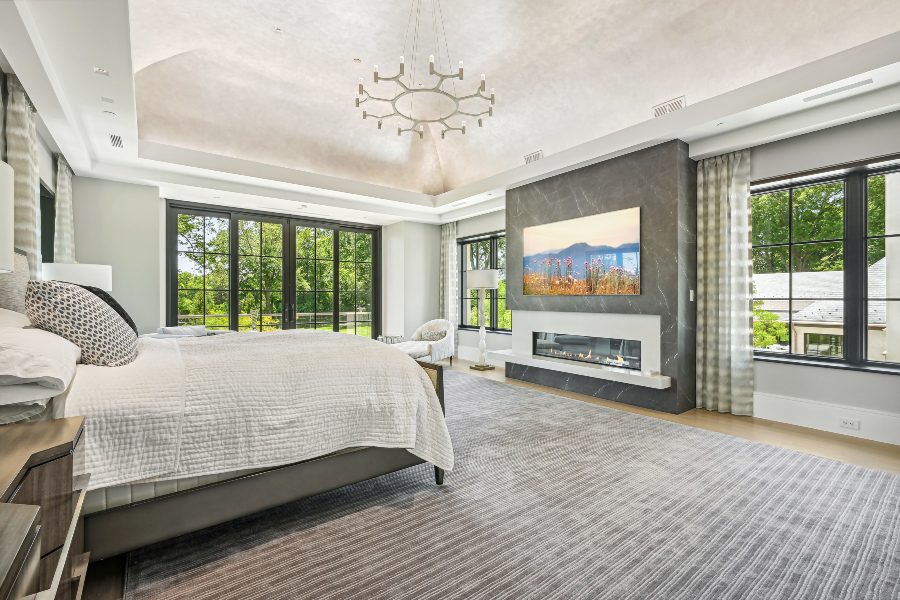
750, 176, 887, 351
177, 216, 373, 335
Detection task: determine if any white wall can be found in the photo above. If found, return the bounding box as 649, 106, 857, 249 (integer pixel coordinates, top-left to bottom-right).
72, 176, 163, 334
749, 111, 900, 444
381, 221, 441, 337
750, 111, 900, 181
455, 209, 512, 362
456, 210, 505, 238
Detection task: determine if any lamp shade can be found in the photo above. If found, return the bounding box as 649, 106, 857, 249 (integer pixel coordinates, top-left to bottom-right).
467, 268, 499, 289
42, 263, 113, 291
0, 161, 14, 274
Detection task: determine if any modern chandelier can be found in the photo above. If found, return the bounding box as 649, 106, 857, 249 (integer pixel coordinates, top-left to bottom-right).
355, 0, 495, 139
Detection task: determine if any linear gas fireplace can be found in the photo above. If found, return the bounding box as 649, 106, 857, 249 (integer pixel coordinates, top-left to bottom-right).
533, 332, 641, 371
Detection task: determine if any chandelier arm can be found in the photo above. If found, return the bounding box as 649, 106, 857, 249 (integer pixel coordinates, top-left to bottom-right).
361, 91, 399, 103
431, 68, 462, 81
457, 89, 492, 101
457, 109, 490, 117
369, 111, 400, 120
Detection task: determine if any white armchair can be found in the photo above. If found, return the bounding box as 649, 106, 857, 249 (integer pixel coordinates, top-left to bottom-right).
392, 319, 454, 364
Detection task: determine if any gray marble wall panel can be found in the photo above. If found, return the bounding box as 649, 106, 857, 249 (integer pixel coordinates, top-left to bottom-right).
506, 140, 697, 413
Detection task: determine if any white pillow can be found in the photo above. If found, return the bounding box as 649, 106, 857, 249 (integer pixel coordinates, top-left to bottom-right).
0, 308, 30, 328
0, 327, 81, 391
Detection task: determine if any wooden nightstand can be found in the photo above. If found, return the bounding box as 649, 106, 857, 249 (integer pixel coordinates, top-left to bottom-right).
0, 418, 89, 600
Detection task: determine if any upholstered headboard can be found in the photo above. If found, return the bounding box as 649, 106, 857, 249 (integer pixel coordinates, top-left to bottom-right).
0, 251, 29, 313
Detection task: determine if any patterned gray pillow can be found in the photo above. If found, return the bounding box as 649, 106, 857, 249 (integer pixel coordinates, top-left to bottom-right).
25, 280, 138, 366
421, 329, 447, 342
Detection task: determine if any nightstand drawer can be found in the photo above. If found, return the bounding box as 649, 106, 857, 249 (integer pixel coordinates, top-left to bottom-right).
7, 527, 41, 600
1, 417, 86, 600
9, 456, 74, 555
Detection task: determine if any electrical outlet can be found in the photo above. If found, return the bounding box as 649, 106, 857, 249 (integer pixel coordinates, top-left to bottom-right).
839, 417, 860, 431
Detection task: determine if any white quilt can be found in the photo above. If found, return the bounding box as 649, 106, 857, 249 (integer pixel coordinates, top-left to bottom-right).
63, 331, 454, 490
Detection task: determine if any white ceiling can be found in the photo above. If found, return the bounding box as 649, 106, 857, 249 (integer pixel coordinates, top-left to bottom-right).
128, 0, 900, 195
1, 0, 899, 224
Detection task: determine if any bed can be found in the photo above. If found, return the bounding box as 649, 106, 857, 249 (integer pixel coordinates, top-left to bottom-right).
70, 332, 452, 558
0, 253, 454, 560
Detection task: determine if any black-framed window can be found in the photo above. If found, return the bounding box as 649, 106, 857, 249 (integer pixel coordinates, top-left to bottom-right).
751, 158, 900, 370
40, 184, 56, 263
458, 232, 510, 332
167, 201, 380, 338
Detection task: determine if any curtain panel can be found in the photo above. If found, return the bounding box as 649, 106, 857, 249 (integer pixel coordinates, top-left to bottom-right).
54, 156, 76, 263
439, 221, 459, 352
0, 74, 7, 161
5, 75, 41, 278
696, 149, 754, 415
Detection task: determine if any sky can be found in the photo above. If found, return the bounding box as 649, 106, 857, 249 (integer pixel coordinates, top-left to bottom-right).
523, 207, 640, 256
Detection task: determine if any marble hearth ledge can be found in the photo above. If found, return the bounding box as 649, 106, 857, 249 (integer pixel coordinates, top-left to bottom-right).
487, 349, 672, 390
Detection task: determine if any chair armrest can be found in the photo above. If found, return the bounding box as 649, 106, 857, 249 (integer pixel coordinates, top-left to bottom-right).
428, 333, 454, 361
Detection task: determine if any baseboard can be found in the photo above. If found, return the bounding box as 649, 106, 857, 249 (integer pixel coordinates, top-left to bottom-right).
754, 392, 900, 446
457, 345, 506, 365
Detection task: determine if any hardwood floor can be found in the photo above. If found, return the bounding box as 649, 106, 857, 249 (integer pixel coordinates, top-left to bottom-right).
445, 358, 900, 475
82, 554, 125, 600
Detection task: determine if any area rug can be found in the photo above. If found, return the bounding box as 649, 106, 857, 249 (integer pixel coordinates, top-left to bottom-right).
124, 371, 899, 599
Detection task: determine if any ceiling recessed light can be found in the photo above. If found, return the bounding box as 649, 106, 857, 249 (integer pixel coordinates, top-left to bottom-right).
715, 122, 725, 127
93, 66, 109, 76
353, 58, 362, 64
212, 195, 221, 199
273, 26, 283, 34
102, 110, 117, 117
101, 96, 115, 104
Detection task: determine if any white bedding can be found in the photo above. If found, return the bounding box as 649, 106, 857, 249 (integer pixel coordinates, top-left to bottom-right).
63, 330, 454, 490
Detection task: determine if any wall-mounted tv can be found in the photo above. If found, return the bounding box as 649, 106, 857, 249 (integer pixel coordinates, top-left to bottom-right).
523, 207, 640, 296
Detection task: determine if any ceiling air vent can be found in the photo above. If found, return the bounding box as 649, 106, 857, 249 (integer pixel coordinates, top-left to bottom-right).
108, 133, 124, 149
803, 79, 873, 103
524, 150, 543, 165
652, 96, 686, 118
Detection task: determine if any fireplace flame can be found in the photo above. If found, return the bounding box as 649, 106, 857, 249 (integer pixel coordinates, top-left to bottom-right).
615, 355, 625, 363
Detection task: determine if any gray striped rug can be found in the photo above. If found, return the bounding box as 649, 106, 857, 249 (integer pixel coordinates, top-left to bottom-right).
125, 371, 900, 600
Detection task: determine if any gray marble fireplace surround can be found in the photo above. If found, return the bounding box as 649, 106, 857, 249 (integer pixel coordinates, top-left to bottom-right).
505, 140, 697, 414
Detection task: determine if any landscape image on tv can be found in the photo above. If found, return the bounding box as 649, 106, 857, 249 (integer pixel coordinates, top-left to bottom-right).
523, 207, 640, 296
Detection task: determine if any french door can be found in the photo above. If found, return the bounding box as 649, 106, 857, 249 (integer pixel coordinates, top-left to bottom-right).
168, 202, 380, 338
292, 223, 375, 337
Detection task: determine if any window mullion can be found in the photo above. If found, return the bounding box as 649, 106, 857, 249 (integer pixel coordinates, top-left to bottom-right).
844, 173, 866, 364
228, 215, 239, 332
333, 228, 340, 332
490, 237, 497, 330
787, 188, 793, 353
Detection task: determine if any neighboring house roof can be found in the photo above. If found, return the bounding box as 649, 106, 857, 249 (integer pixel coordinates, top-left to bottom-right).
753, 258, 887, 324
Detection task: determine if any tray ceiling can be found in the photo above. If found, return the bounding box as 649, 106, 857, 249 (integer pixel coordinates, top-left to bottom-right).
124, 1, 900, 195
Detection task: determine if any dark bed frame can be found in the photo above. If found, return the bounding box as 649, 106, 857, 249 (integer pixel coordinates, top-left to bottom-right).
83, 362, 446, 560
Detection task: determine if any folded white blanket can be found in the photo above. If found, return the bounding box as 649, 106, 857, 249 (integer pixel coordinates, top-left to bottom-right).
64, 330, 454, 490
157, 325, 208, 336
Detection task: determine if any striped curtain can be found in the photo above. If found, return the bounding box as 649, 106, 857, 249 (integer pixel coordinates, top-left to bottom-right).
5, 75, 41, 278
0, 74, 6, 161
54, 157, 75, 262
439, 221, 459, 353
696, 150, 754, 415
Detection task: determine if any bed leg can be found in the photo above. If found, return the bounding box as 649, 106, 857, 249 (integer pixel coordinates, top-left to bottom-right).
434, 467, 445, 485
